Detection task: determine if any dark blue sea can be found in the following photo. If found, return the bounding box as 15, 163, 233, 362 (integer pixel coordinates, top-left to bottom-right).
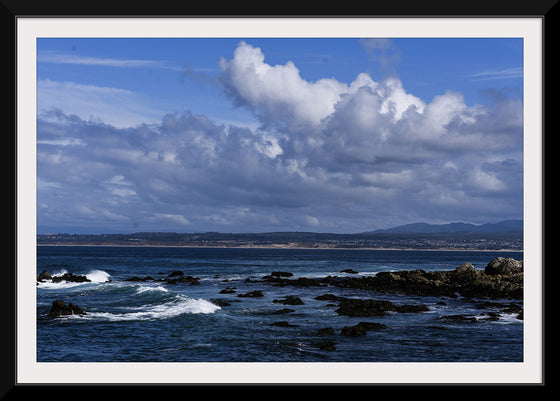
36, 246, 523, 362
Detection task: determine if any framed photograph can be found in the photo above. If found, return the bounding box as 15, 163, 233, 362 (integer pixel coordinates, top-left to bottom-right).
9, 3, 552, 389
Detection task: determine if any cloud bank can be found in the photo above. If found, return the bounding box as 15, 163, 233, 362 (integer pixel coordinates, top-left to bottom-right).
37, 41, 523, 233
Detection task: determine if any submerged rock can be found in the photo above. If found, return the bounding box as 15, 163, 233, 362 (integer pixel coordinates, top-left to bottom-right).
165, 275, 200, 285
237, 290, 264, 298
437, 314, 478, 323
125, 276, 154, 282
313, 340, 336, 351
269, 321, 298, 327
315, 293, 345, 302
272, 308, 295, 314
272, 296, 304, 305
336, 299, 395, 317
335, 298, 429, 317
317, 327, 335, 336
209, 299, 232, 307
341, 321, 387, 336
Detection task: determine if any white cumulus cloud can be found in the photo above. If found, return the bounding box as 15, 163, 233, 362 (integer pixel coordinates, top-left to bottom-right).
36, 41, 524, 233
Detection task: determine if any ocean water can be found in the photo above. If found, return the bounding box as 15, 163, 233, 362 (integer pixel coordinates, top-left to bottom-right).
36, 246, 523, 362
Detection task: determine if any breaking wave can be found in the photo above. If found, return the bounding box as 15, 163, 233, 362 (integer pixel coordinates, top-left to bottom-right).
72, 295, 220, 321
37, 269, 111, 289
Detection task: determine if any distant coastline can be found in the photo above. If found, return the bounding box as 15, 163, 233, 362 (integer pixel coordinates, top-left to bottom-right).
36, 241, 523, 252
36, 224, 523, 252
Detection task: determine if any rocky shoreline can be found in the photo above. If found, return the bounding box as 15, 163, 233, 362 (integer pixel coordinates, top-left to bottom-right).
257, 257, 523, 300
40, 257, 523, 350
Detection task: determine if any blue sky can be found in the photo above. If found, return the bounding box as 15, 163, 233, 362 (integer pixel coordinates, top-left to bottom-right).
36, 37, 524, 234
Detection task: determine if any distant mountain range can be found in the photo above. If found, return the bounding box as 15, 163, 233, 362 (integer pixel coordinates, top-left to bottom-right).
366, 220, 523, 234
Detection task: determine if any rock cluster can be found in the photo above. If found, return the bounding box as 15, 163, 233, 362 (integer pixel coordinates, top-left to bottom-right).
335, 298, 429, 317
37, 270, 90, 283
259, 257, 524, 300
125, 270, 200, 285
48, 300, 86, 317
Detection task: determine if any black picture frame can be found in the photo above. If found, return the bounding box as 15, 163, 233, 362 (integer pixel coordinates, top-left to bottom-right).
5, 0, 556, 394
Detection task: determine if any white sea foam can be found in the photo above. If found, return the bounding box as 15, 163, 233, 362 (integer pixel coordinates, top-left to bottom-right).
86, 270, 111, 283
495, 313, 523, 324
134, 284, 169, 294
37, 269, 111, 289
72, 295, 220, 321
37, 280, 83, 289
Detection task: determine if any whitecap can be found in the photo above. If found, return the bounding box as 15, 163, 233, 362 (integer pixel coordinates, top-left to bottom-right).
494, 313, 523, 324
37, 281, 84, 290
51, 268, 69, 277
85, 270, 111, 283
134, 284, 169, 294
71, 295, 220, 322
37, 269, 111, 290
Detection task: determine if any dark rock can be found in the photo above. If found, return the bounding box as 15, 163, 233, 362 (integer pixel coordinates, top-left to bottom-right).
451, 263, 481, 284
314, 340, 336, 351
356, 321, 387, 330
37, 270, 52, 282
341, 325, 366, 336
484, 257, 523, 275
341, 321, 388, 336
51, 273, 91, 283
237, 290, 264, 298
255, 257, 523, 300
167, 270, 184, 277
178, 276, 200, 284
269, 321, 298, 327
219, 287, 236, 294
438, 314, 478, 323
317, 327, 335, 336
394, 304, 430, 313
480, 312, 501, 321
272, 296, 304, 305
336, 298, 394, 317
315, 293, 345, 302
272, 308, 295, 314
48, 300, 86, 317
473, 300, 524, 317
340, 269, 358, 274
335, 297, 429, 317
209, 299, 231, 307
271, 271, 294, 277
165, 276, 200, 285
126, 276, 154, 282
455, 262, 477, 274
501, 303, 523, 315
